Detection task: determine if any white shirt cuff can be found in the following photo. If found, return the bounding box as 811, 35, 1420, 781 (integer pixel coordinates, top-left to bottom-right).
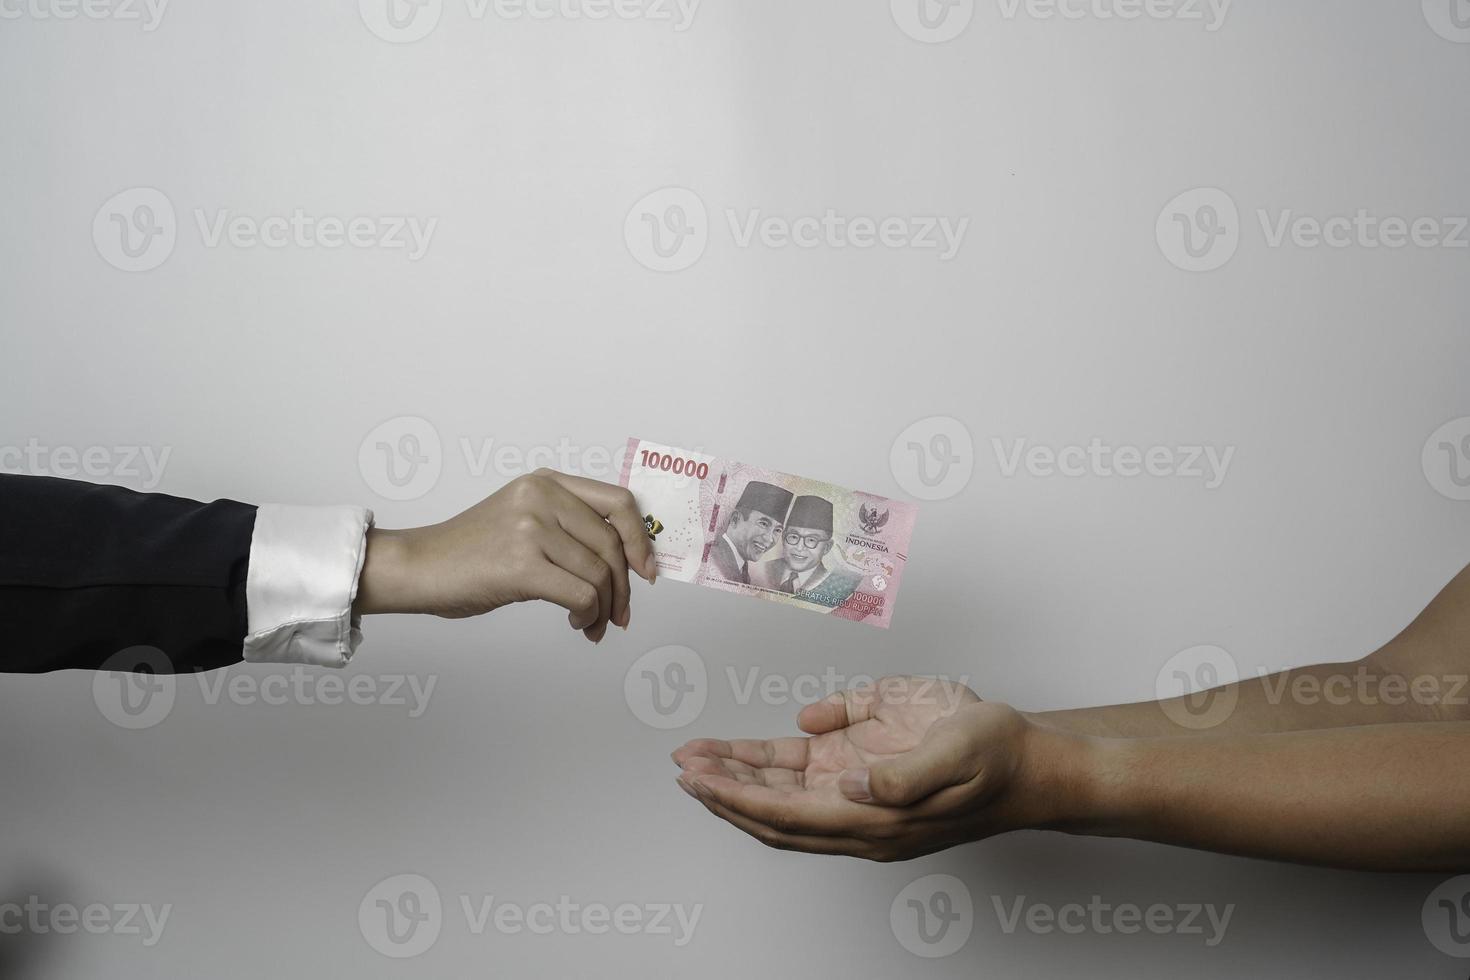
243, 504, 374, 668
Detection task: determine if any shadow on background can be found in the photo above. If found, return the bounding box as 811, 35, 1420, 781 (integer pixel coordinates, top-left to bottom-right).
0, 871, 69, 980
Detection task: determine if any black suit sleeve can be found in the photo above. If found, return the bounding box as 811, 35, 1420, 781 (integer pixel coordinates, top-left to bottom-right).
0, 474, 257, 673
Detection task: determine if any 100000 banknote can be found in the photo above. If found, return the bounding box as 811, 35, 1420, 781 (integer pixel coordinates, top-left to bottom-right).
619, 438, 918, 628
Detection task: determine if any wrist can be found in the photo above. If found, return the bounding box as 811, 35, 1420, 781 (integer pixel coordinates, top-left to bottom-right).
1011, 722, 1135, 837
354, 527, 422, 615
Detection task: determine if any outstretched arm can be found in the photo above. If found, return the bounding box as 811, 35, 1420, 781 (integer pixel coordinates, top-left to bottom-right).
674, 562, 1470, 870
0, 469, 655, 673
676, 683, 1470, 870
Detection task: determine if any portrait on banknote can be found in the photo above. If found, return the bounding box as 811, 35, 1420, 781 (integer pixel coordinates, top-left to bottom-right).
621, 438, 917, 628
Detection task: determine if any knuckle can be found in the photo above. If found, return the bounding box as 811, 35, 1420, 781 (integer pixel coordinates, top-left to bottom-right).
873, 770, 909, 804
511, 514, 544, 538
509, 473, 549, 504
590, 559, 613, 587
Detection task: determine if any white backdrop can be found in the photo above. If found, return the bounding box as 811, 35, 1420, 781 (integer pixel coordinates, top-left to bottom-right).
3, 0, 1470, 976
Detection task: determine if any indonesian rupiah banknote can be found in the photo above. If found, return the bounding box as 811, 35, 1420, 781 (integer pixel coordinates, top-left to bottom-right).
619, 438, 918, 628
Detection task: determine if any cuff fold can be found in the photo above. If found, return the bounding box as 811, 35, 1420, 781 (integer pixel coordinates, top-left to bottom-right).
243, 504, 374, 668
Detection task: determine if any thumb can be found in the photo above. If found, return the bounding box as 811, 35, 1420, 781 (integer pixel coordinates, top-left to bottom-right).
838, 723, 974, 807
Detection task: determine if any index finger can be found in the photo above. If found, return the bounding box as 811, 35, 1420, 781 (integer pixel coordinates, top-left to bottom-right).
673, 737, 811, 771
534, 469, 657, 584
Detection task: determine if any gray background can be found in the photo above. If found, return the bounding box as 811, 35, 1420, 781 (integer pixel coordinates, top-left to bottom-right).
3, 0, 1470, 976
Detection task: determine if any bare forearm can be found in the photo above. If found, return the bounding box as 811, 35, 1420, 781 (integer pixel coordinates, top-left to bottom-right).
1028, 652, 1453, 737
1042, 721, 1470, 872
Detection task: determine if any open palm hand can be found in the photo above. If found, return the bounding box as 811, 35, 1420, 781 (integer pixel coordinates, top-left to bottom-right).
672, 676, 1028, 861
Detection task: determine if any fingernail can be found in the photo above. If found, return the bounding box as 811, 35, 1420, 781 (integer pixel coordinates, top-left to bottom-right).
838, 769, 872, 802
644, 554, 659, 583
621, 606, 631, 630
676, 777, 697, 799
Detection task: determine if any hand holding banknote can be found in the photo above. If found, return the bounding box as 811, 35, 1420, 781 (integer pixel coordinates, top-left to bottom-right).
355, 469, 657, 642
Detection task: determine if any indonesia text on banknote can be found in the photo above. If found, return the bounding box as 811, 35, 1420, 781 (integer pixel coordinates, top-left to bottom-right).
619, 438, 917, 628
